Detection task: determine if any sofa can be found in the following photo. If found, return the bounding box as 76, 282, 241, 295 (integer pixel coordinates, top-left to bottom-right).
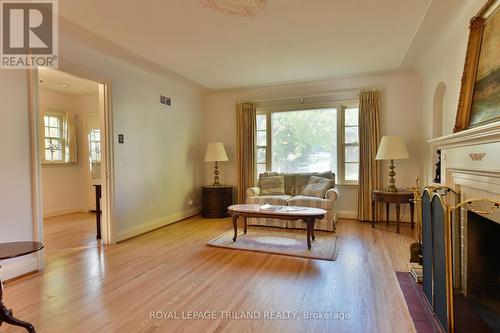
246, 171, 338, 232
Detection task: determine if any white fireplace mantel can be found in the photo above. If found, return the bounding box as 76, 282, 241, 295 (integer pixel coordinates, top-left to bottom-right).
428, 121, 500, 149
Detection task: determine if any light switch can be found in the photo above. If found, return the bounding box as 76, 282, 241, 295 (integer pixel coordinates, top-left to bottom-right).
118, 134, 124, 144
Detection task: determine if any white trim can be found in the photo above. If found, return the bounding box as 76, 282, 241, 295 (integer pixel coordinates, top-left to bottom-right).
0, 254, 40, 281
42, 206, 88, 218
117, 207, 201, 242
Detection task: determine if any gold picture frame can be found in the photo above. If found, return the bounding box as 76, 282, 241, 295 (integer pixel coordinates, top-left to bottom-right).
454, 0, 500, 132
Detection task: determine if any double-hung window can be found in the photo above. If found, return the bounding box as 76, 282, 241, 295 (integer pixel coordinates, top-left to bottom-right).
256, 100, 359, 184
43, 113, 65, 162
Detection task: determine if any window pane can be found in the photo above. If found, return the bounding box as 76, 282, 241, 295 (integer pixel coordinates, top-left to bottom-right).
257, 131, 266, 146
345, 126, 359, 144
345, 146, 359, 163
49, 116, 59, 127
53, 149, 62, 161
45, 138, 51, 149
257, 114, 266, 131
44, 116, 49, 126
257, 147, 266, 163
257, 163, 266, 175
271, 108, 337, 174
45, 150, 52, 160
49, 127, 60, 138
345, 162, 359, 181
345, 108, 358, 126
44, 127, 49, 137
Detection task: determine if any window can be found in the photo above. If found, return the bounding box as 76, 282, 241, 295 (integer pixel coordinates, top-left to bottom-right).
88, 129, 101, 162
343, 106, 359, 182
256, 101, 359, 184
44, 114, 64, 162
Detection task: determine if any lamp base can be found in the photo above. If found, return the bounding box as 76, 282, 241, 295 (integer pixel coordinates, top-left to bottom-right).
386, 159, 398, 192
386, 185, 399, 192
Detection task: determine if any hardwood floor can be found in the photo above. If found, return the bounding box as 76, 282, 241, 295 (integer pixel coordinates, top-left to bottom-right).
1, 214, 417, 333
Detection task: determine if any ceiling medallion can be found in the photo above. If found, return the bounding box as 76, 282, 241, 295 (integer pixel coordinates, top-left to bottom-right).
201, 0, 266, 18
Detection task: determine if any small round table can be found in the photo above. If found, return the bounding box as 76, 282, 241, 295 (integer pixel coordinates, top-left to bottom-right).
0, 241, 44, 333
371, 190, 415, 233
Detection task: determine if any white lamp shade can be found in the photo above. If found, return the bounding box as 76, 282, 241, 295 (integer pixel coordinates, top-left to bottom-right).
375, 136, 409, 160
204, 142, 228, 162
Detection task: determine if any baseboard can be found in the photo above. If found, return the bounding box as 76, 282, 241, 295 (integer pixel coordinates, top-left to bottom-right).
43, 205, 87, 218
337, 210, 358, 220
117, 207, 201, 242
0, 253, 40, 281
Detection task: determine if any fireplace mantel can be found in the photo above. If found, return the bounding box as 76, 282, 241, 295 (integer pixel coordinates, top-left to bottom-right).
428, 121, 500, 149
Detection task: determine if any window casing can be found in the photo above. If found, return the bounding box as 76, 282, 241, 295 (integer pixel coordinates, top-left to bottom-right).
43, 113, 65, 162
256, 100, 359, 185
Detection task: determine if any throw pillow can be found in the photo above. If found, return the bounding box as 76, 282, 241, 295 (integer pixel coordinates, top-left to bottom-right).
301, 176, 334, 198
260, 175, 285, 196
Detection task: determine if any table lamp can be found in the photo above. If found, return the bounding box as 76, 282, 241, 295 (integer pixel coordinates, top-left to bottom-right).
204, 142, 228, 187
376, 136, 409, 192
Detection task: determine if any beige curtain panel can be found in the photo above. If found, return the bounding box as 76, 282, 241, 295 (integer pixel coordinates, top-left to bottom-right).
64, 112, 78, 163
357, 91, 381, 221
236, 102, 256, 203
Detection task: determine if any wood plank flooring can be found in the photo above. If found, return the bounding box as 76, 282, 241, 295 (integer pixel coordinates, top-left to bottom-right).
1, 213, 417, 333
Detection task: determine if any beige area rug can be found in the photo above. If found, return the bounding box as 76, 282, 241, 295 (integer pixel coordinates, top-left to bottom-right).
207, 227, 338, 261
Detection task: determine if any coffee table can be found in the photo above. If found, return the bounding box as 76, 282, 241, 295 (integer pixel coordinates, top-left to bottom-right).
228, 204, 326, 249
0, 241, 44, 333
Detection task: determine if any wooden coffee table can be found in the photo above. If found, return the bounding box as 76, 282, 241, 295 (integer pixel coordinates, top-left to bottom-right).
228, 204, 326, 250
0, 241, 44, 333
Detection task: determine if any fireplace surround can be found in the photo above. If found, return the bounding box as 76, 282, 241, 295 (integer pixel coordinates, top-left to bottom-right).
424, 122, 500, 332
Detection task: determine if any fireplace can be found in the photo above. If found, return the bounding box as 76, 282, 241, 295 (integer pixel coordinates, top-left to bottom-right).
453, 210, 500, 332
426, 121, 500, 332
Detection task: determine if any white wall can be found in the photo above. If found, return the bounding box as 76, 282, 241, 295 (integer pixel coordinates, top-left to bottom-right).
58, 25, 207, 240
412, 0, 486, 184
0, 71, 39, 280
205, 71, 423, 219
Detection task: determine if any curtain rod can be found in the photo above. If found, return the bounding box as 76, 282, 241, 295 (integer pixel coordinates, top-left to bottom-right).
237, 87, 379, 104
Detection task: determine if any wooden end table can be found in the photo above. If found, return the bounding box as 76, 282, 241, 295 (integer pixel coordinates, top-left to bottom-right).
0, 241, 44, 333
371, 190, 415, 233
228, 204, 326, 249
202, 185, 233, 218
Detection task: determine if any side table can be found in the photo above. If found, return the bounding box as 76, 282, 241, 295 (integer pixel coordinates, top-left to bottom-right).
201, 185, 233, 218
371, 190, 415, 233
0, 241, 44, 332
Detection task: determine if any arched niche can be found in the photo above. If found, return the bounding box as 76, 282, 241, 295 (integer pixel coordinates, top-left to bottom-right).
432, 82, 446, 139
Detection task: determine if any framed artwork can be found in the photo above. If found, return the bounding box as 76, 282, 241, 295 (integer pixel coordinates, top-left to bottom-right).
454, 0, 500, 132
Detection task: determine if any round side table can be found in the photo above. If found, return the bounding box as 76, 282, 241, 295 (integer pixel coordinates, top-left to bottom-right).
371, 190, 415, 233
0, 241, 44, 333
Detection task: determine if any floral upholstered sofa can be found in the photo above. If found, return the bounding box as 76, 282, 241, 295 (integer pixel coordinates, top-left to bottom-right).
246, 171, 339, 232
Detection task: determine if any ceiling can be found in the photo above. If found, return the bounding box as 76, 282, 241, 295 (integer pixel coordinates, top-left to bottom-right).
39, 67, 99, 95
59, 0, 432, 90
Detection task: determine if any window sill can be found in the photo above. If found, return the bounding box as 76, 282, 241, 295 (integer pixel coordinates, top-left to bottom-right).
337, 183, 358, 188
41, 162, 78, 167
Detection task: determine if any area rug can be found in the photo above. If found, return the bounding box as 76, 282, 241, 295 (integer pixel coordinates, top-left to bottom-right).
207, 227, 338, 261
395, 271, 439, 333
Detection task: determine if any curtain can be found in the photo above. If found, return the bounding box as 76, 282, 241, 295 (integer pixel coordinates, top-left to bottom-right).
357, 91, 380, 221
64, 112, 78, 163
236, 102, 256, 203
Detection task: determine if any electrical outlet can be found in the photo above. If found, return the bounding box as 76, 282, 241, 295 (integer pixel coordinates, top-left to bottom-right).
118, 134, 124, 144
188, 199, 194, 206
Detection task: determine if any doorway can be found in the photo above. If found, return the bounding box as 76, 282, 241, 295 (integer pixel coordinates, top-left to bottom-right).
29, 65, 114, 263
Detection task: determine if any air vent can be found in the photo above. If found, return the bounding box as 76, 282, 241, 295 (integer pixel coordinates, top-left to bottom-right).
160, 95, 171, 106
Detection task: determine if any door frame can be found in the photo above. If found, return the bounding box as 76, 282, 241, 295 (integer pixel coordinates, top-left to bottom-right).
28, 61, 116, 270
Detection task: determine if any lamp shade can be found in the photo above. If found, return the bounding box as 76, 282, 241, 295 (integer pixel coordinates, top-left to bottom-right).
375, 136, 409, 160
204, 142, 228, 162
